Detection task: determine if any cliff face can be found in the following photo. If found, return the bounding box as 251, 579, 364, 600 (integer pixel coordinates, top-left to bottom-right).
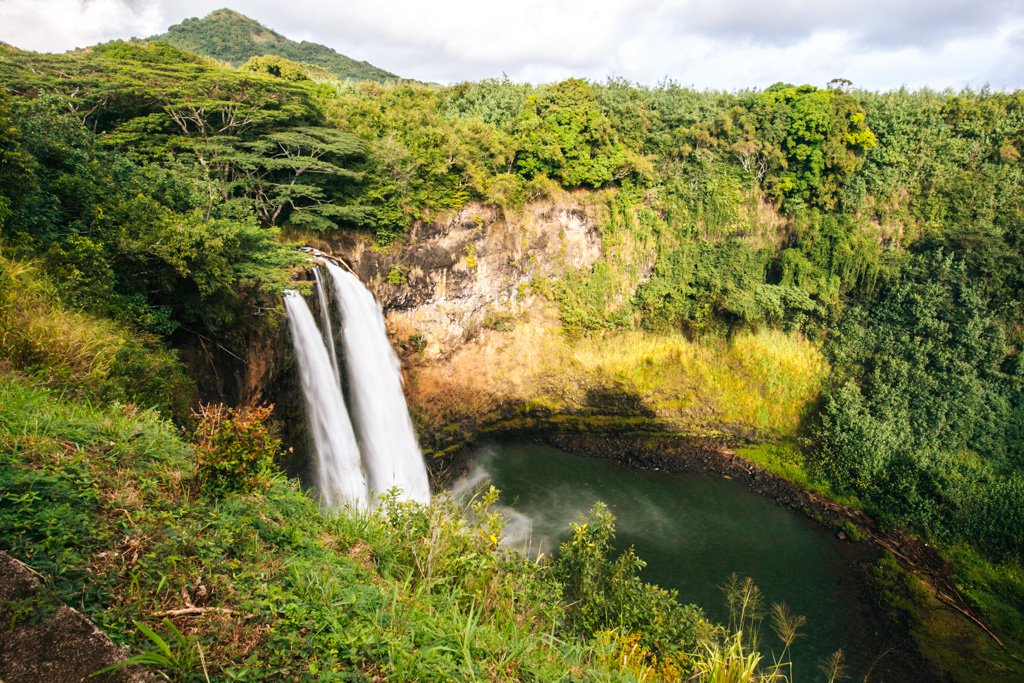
337, 201, 601, 359
302, 198, 616, 454
310, 197, 824, 457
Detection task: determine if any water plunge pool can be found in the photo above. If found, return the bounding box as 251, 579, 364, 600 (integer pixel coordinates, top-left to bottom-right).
454, 440, 916, 682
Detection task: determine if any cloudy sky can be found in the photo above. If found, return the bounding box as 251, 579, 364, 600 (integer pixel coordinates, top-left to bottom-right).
1, 0, 1023, 90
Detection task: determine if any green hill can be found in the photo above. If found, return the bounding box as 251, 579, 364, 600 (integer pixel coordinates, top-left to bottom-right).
152, 8, 399, 82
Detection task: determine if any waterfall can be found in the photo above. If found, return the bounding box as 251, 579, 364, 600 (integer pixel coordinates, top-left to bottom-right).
283, 292, 368, 509
312, 266, 340, 382
284, 259, 431, 508
325, 262, 431, 504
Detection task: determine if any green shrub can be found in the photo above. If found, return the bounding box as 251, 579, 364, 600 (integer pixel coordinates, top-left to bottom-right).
812, 253, 1024, 560
636, 239, 818, 334
385, 266, 408, 285
553, 503, 705, 665
193, 403, 281, 495
555, 260, 634, 334
513, 79, 630, 188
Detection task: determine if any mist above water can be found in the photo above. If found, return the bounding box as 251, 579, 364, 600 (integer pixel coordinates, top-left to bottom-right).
454, 440, 891, 683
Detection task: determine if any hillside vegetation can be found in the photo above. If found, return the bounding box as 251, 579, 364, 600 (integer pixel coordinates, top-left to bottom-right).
154, 9, 398, 82
0, 375, 725, 681
1, 23, 1023, 680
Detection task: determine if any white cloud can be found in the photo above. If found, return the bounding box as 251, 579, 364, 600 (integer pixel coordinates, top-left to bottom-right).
0, 0, 163, 51
1, 0, 1023, 90
658, 0, 1019, 48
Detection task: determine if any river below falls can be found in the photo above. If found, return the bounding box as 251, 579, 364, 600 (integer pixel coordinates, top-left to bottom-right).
452, 440, 918, 683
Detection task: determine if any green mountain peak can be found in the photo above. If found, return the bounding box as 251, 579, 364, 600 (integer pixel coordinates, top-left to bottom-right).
152, 8, 399, 82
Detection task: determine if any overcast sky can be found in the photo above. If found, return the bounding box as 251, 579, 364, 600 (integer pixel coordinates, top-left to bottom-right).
2, 0, 1023, 90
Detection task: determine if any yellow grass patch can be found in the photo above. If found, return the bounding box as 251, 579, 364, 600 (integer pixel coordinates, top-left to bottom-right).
408, 324, 828, 442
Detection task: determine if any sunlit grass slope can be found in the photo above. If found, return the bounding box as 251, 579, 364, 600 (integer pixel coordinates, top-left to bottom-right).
408, 324, 828, 448
0, 378, 631, 680
0, 252, 193, 417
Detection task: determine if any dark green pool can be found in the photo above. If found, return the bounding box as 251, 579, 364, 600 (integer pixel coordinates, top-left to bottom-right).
454, 441, 906, 682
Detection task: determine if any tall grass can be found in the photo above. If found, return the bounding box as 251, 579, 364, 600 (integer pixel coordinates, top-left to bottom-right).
409, 325, 827, 442
0, 251, 193, 416
0, 255, 120, 379
0, 378, 639, 681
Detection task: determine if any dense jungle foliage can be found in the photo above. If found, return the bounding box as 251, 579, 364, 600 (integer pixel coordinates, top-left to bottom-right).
1, 19, 1024, 679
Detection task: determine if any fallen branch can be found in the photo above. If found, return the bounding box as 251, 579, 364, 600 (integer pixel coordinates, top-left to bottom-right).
8, 554, 46, 582
298, 246, 358, 275
935, 593, 1006, 648
151, 607, 235, 618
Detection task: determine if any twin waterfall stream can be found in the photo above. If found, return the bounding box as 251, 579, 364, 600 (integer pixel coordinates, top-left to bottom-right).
284, 261, 431, 508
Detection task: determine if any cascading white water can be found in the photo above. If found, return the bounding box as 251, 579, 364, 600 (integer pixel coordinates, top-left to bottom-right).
325, 262, 431, 504
312, 266, 341, 383
283, 291, 368, 509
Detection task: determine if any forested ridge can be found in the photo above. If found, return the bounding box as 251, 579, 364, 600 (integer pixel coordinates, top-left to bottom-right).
1, 24, 1023, 681
154, 9, 399, 82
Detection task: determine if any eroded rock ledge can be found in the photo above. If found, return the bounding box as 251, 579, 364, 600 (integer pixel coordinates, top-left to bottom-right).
328, 200, 601, 358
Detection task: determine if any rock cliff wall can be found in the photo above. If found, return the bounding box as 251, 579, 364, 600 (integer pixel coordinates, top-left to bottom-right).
331, 200, 601, 359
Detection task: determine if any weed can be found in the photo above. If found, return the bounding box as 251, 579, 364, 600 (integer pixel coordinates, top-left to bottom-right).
93, 619, 209, 682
